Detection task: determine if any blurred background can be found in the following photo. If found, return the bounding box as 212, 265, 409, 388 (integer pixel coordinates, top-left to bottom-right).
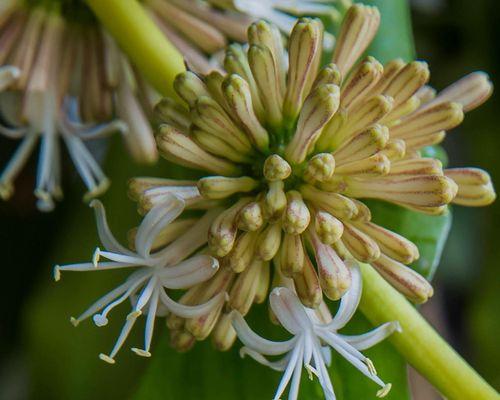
1, 0, 499, 399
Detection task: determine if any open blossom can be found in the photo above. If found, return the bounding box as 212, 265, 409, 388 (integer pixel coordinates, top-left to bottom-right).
54, 195, 226, 363
130, 4, 495, 325
232, 262, 400, 400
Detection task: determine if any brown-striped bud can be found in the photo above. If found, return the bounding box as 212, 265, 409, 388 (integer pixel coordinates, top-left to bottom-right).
314, 210, 344, 244
372, 254, 434, 304
445, 168, 496, 206
282, 190, 311, 234
293, 255, 322, 308
280, 233, 305, 276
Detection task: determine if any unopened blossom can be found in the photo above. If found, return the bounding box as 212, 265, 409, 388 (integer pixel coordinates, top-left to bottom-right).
232, 262, 400, 400
54, 195, 226, 363
132, 4, 495, 328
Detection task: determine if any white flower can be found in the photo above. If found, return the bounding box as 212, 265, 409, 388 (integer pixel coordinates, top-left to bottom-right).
231, 261, 400, 399
54, 195, 225, 363
0, 92, 126, 211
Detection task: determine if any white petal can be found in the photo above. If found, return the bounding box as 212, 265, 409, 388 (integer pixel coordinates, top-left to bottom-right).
158, 289, 225, 318
158, 254, 219, 289
90, 200, 133, 255
135, 194, 185, 258
239, 347, 290, 371
273, 343, 304, 400
323, 260, 362, 331
339, 322, 402, 351
311, 342, 336, 400
270, 287, 313, 335
231, 311, 297, 355
318, 331, 386, 388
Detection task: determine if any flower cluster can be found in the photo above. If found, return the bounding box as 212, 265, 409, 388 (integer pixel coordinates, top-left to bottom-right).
0, 0, 339, 210
130, 4, 495, 336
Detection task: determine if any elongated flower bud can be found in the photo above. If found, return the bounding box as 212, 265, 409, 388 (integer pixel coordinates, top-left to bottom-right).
283, 18, 323, 120
198, 176, 258, 200
372, 254, 434, 304
309, 229, 351, 300
314, 210, 344, 245
280, 233, 304, 276
157, 125, 240, 176
332, 4, 380, 75
292, 255, 322, 308
256, 223, 282, 261
445, 168, 496, 206
223, 74, 269, 151
285, 84, 340, 163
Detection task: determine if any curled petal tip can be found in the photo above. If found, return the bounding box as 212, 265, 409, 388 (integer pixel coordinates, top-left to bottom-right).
99, 353, 115, 365
53, 265, 61, 282
131, 348, 151, 357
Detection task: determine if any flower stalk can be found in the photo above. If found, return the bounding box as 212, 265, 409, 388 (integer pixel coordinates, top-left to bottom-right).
85, 0, 185, 98
359, 263, 499, 400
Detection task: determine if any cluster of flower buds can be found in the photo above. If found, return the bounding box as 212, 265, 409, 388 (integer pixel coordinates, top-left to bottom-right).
130, 6, 495, 346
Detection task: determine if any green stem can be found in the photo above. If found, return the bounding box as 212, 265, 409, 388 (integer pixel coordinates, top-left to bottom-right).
85, 0, 185, 98
359, 263, 500, 400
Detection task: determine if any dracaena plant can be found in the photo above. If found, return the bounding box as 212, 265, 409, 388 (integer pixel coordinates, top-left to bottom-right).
52, 1, 500, 399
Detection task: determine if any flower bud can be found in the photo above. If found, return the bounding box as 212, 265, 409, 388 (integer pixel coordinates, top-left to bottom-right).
293, 255, 322, 308
256, 223, 282, 261
248, 44, 283, 127
209, 198, 252, 257
223, 74, 269, 151
173, 71, 210, 107
154, 98, 190, 129
284, 18, 323, 120
282, 191, 311, 235
354, 221, 419, 264
332, 4, 380, 75
341, 57, 383, 110
426, 71, 493, 112
237, 201, 264, 231
285, 84, 340, 163
341, 223, 381, 263
372, 254, 434, 304
228, 230, 260, 273
157, 125, 240, 176
309, 229, 351, 300
263, 154, 291, 181
445, 168, 496, 206
211, 312, 237, 351
303, 153, 336, 183
391, 101, 464, 140
333, 124, 389, 164
280, 233, 305, 276
263, 181, 287, 220
383, 61, 430, 107
314, 210, 344, 244
224, 44, 265, 118
229, 259, 262, 315
198, 176, 258, 200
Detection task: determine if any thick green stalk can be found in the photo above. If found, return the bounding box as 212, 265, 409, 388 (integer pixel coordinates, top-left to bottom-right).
359, 263, 500, 400
85, 0, 185, 97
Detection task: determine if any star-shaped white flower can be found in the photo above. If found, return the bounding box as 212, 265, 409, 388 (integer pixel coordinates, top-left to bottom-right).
55, 195, 225, 363
231, 261, 400, 399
